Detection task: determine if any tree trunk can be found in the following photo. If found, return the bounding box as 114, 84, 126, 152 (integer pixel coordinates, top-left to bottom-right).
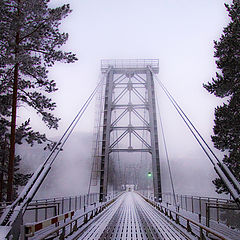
7, 29, 20, 202
7, 0, 21, 202
0, 136, 8, 202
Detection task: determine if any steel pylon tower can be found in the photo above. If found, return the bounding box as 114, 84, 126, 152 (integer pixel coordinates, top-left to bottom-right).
99, 59, 161, 202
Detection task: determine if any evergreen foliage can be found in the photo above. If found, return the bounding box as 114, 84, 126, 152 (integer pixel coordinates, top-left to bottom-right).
0, 0, 77, 201
203, 0, 240, 194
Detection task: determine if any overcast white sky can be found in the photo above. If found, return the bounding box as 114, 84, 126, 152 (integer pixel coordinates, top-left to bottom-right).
44, 0, 232, 136
20, 0, 233, 198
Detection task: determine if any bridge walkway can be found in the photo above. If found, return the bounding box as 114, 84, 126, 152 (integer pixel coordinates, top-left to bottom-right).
68, 192, 194, 240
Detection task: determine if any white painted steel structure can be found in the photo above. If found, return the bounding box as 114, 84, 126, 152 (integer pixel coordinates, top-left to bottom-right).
99, 59, 162, 202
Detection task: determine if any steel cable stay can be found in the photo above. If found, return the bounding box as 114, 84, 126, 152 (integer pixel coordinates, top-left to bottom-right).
148, 67, 240, 208
49, 79, 103, 166
0, 68, 110, 232
155, 90, 177, 210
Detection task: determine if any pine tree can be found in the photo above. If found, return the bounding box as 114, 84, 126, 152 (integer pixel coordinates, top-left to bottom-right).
203, 0, 240, 194
0, 0, 77, 201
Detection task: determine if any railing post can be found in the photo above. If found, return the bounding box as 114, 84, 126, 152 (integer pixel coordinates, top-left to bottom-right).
181, 195, 183, 209
200, 227, 206, 240
70, 220, 73, 233
45, 200, 47, 220
61, 197, 64, 214
186, 220, 192, 233
191, 196, 194, 213
216, 199, 219, 223
69, 197, 71, 211
59, 226, 65, 240
185, 196, 187, 210
73, 220, 78, 232
206, 203, 208, 226
57, 202, 60, 216
84, 213, 88, 223
206, 203, 210, 237
75, 196, 77, 210
199, 197, 202, 216
35, 201, 38, 222
175, 214, 180, 224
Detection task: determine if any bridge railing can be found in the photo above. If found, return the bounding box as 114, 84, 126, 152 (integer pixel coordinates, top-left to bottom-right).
139, 193, 232, 240
138, 190, 239, 230
161, 192, 240, 230
23, 192, 121, 239
23, 193, 100, 224
162, 193, 231, 214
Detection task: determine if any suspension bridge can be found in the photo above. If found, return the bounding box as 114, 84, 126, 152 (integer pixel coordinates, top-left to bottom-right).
0, 59, 239, 240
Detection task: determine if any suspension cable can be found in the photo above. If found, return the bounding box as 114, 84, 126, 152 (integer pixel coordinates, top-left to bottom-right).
49, 75, 105, 166
156, 92, 177, 208
154, 74, 221, 164
149, 68, 240, 208
149, 68, 216, 166
42, 75, 104, 168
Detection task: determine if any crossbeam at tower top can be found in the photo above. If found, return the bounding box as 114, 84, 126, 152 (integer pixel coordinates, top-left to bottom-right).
101, 59, 159, 74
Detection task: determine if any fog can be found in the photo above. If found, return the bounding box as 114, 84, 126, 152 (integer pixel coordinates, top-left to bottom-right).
18, 132, 93, 199
16, 0, 233, 200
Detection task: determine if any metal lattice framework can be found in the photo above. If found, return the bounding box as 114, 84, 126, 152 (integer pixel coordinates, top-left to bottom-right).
99, 59, 162, 202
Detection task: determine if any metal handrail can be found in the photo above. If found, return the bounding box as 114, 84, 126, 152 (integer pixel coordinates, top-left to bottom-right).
141, 194, 232, 240
30, 192, 100, 204
24, 210, 74, 237
101, 59, 159, 73
162, 192, 233, 203
32, 193, 121, 240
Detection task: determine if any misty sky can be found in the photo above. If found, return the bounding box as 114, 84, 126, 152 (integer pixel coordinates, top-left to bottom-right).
18, 0, 233, 199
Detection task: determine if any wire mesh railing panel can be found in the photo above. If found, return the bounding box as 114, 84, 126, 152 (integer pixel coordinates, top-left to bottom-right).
218, 208, 240, 230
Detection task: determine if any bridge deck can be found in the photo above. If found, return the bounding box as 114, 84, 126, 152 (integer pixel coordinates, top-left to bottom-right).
69, 192, 193, 240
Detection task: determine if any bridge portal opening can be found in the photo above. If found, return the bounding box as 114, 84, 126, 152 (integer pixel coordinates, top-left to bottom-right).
126, 184, 135, 191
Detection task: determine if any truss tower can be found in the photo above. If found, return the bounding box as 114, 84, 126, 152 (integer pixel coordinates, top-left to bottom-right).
99, 59, 162, 202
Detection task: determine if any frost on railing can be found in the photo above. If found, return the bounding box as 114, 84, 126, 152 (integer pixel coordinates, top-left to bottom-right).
162, 192, 240, 230
101, 59, 159, 73
23, 193, 100, 224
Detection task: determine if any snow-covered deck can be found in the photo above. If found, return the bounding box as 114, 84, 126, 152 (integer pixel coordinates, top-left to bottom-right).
69, 192, 195, 239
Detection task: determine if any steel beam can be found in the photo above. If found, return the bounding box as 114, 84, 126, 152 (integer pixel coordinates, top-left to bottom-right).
146, 69, 162, 201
